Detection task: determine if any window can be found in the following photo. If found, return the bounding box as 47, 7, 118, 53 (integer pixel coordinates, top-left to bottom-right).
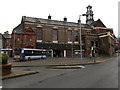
24, 50, 32, 56
33, 51, 46, 55
102, 38, 108, 44
74, 31, 79, 41
91, 41, 98, 47
67, 30, 72, 41
36, 27, 42, 40
30, 38, 32, 41
87, 31, 91, 34
17, 37, 20, 41
24, 50, 46, 56
28, 36, 32, 42
52, 29, 58, 41
14, 48, 22, 55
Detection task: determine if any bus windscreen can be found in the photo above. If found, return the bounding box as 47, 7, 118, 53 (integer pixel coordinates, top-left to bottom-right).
14, 49, 21, 55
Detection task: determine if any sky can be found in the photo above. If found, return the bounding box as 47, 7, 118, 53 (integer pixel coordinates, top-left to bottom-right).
0, 0, 119, 37
119, 1, 120, 37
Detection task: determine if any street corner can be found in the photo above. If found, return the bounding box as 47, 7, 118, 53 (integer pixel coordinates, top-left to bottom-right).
96, 56, 115, 63
2, 70, 39, 80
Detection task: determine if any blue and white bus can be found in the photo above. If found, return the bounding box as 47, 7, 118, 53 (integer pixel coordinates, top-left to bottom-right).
13, 48, 46, 61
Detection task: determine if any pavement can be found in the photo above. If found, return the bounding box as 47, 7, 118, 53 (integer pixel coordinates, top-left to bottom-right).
2, 70, 39, 80
8, 56, 114, 67
1, 56, 115, 80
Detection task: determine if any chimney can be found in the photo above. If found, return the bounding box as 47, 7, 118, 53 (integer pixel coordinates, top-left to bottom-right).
4, 31, 9, 35
48, 14, 51, 20
64, 17, 67, 22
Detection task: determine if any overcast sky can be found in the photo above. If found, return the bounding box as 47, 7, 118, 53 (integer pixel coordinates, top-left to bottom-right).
0, 0, 119, 37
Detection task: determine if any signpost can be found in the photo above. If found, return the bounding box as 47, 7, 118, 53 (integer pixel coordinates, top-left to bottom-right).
93, 41, 96, 63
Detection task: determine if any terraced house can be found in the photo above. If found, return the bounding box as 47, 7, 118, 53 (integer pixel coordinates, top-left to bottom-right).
12, 5, 116, 57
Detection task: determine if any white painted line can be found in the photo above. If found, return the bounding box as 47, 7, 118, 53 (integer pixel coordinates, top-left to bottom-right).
0, 86, 2, 88
56, 65, 85, 68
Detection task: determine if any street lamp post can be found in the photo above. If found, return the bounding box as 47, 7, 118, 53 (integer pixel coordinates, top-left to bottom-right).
13, 30, 16, 57
79, 14, 86, 60
14, 31, 16, 50
79, 15, 82, 60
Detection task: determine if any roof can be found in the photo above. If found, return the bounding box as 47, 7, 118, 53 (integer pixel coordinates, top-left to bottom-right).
13, 16, 108, 34
22, 16, 90, 28
90, 19, 106, 28
13, 24, 24, 34
3, 34, 11, 39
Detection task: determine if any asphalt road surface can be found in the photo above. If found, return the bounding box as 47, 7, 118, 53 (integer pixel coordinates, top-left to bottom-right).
3, 56, 119, 88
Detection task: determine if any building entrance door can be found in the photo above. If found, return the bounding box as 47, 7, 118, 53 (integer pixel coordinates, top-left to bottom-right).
53, 50, 64, 57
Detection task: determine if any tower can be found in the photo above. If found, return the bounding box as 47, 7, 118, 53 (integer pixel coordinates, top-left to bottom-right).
86, 5, 94, 25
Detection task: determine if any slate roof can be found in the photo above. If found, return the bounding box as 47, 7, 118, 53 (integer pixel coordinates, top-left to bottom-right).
13, 16, 107, 34
13, 23, 24, 34
22, 16, 90, 28
3, 34, 11, 39
90, 19, 106, 28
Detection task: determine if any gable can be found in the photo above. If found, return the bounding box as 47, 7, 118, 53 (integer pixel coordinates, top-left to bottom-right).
25, 27, 36, 35
13, 24, 24, 34
90, 19, 106, 28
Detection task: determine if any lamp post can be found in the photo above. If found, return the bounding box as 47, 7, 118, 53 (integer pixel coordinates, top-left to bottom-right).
79, 14, 86, 60
13, 31, 16, 52
14, 31, 16, 49
12, 30, 16, 57
79, 15, 82, 60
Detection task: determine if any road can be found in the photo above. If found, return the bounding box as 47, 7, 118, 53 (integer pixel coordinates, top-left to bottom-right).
118, 56, 120, 89
3, 56, 119, 88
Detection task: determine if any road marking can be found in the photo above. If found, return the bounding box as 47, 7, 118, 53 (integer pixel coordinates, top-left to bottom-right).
0, 86, 2, 88
55, 65, 85, 69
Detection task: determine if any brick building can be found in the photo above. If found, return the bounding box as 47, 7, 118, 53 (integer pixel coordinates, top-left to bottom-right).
12, 26, 36, 49
82, 29, 115, 56
12, 16, 85, 57
12, 5, 116, 57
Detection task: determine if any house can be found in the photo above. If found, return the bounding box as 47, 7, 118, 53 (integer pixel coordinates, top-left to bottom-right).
2, 31, 12, 49
0, 33, 3, 49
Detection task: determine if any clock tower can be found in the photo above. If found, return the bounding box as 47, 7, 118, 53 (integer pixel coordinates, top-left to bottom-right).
86, 5, 94, 25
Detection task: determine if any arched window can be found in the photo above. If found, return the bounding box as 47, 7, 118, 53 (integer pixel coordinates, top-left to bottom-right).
52, 29, 58, 41
67, 30, 72, 41
74, 31, 79, 41
36, 27, 42, 40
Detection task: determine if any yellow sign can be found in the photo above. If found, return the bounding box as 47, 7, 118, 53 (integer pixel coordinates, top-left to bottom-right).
14, 56, 20, 58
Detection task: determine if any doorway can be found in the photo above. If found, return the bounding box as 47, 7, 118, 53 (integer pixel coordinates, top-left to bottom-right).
53, 50, 63, 57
